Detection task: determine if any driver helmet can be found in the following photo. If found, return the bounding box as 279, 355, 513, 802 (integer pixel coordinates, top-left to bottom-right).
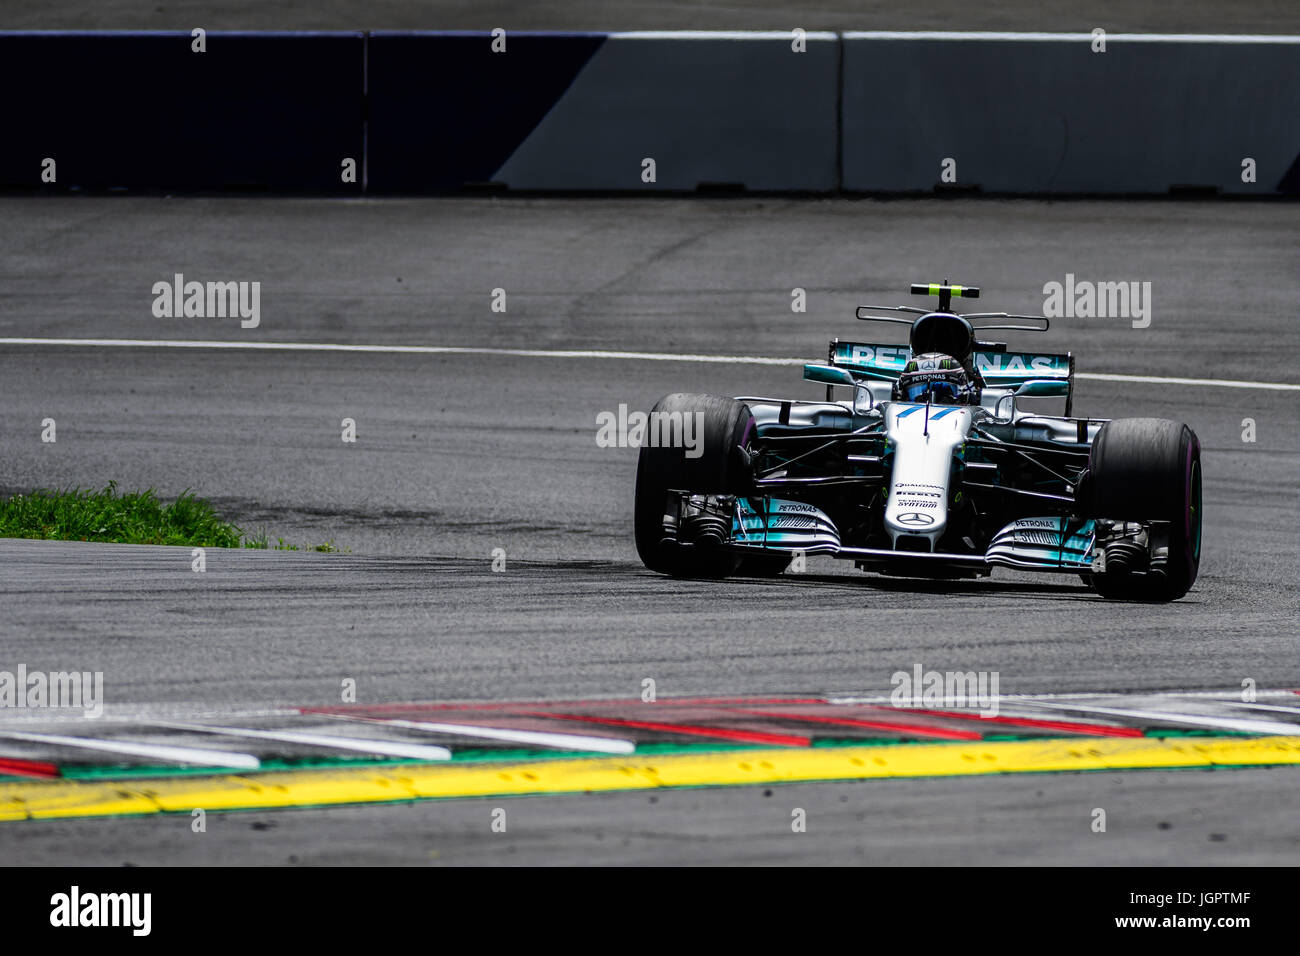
893, 353, 973, 405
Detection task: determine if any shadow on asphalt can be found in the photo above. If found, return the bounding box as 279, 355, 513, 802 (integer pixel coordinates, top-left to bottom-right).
417, 555, 1195, 605
727, 572, 1090, 598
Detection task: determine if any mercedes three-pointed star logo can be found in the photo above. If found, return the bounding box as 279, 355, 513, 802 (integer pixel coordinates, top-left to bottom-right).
897, 512, 935, 526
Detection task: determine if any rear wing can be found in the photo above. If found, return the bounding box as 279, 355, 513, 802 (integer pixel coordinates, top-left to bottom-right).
825, 340, 1074, 400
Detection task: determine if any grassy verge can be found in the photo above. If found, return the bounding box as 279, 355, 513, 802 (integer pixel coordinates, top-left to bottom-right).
0, 483, 340, 551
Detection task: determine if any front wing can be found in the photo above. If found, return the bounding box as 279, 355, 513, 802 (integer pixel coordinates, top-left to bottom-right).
729, 496, 1096, 573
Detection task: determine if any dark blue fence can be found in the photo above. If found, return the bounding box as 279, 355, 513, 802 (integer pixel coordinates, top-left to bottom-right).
0, 32, 364, 192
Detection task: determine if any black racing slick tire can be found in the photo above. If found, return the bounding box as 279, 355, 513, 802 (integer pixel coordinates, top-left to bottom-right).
1082, 418, 1202, 601
634, 393, 755, 578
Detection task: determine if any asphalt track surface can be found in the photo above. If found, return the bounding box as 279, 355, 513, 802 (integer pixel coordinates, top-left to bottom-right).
12, 768, 1300, 866
1, 196, 1298, 864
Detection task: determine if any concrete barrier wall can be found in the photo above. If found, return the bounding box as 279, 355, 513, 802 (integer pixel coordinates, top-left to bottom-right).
0, 32, 364, 192
0, 31, 1295, 195
366, 32, 609, 192
368, 31, 840, 193
842, 33, 1300, 195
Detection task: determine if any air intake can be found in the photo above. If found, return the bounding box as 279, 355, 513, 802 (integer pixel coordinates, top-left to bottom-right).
895, 535, 933, 553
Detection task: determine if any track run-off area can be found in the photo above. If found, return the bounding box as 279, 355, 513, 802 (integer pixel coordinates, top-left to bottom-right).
5, 691, 1300, 819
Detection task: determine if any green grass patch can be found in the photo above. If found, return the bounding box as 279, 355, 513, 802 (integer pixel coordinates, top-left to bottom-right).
240, 528, 342, 553
0, 483, 340, 551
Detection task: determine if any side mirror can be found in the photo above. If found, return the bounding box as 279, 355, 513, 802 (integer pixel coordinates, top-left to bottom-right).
853, 384, 874, 414
1015, 379, 1070, 397
802, 363, 858, 388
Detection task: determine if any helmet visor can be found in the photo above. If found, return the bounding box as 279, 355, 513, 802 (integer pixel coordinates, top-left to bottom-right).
903, 379, 962, 404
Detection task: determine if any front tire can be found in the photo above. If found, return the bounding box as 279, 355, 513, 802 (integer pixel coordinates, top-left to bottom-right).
1082, 418, 1202, 601
634, 393, 755, 578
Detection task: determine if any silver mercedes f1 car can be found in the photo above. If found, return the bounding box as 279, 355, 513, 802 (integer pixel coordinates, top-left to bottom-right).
634, 281, 1202, 601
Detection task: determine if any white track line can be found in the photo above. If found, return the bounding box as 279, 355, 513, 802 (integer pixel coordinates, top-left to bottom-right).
1016, 700, 1300, 736
830, 697, 1131, 726
1223, 702, 1300, 716
150, 721, 453, 761
1, 337, 1296, 391
1077, 372, 1300, 391
336, 716, 636, 755
0, 729, 261, 769
0, 707, 299, 727
0, 338, 803, 365
828, 689, 1300, 705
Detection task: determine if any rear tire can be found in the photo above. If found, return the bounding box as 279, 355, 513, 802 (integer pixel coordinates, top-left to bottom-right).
1082, 418, 1202, 601
634, 393, 755, 578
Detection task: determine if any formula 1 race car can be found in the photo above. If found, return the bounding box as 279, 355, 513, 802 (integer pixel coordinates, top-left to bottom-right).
635, 281, 1202, 601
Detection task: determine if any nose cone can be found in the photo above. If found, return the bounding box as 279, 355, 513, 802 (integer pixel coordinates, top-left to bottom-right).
883, 404, 971, 550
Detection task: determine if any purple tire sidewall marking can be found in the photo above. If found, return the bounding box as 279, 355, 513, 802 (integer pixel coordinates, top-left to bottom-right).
738, 414, 756, 451
1183, 433, 1201, 578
